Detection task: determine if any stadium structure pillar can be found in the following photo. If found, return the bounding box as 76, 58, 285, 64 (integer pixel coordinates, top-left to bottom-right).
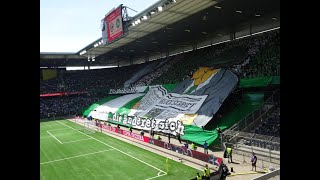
88, 64, 90, 70
165, 49, 169, 58
192, 42, 197, 50
230, 32, 236, 41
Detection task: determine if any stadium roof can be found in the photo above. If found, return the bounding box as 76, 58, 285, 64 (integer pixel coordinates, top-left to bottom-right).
40, 52, 83, 59
40, 0, 279, 68
79, 0, 223, 57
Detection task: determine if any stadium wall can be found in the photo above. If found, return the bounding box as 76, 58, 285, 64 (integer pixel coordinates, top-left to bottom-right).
95, 121, 223, 168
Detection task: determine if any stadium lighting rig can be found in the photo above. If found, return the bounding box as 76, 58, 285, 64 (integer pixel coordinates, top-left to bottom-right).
93, 40, 104, 48
79, 50, 87, 55
130, 0, 177, 27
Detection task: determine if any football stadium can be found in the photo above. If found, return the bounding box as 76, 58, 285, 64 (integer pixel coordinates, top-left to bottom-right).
40, 0, 280, 179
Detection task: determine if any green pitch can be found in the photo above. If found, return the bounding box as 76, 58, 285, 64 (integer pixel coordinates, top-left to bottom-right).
40, 119, 200, 179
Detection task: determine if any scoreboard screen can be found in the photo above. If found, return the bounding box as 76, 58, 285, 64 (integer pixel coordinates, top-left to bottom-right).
104, 5, 123, 43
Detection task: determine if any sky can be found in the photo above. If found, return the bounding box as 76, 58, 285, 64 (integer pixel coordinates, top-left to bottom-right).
40, 0, 159, 53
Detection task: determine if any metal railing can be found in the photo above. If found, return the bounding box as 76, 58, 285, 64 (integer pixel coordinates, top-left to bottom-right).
224, 131, 280, 150
220, 90, 280, 166
222, 130, 280, 166
224, 89, 280, 134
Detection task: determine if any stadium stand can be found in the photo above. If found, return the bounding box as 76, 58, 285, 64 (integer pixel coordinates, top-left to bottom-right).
151, 29, 279, 85
40, 30, 279, 96
40, 64, 144, 94
252, 107, 280, 137
41, 1, 280, 179
40, 95, 101, 119
40, 30, 280, 128
131, 54, 184, 87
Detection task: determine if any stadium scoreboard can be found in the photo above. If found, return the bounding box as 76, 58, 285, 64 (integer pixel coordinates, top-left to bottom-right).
101, 4, 124, 45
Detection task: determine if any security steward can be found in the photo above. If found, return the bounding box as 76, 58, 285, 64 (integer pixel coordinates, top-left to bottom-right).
196, 172, 202, 180
227, 146, 233, 163
203, 164, 210, 180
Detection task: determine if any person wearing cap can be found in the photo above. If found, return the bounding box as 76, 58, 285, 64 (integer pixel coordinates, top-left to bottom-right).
203, 164, 210, 180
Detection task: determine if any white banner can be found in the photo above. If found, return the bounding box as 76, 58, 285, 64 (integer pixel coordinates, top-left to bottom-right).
89, 85, 207, 135
107, 113, 185, 135
89, 93, 145, 120
129, 85, 207, 121
109, 86, 148, 94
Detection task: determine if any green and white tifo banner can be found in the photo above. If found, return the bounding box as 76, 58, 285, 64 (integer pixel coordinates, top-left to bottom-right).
128, 85, 207, 120
89, 93, 145, 120
88, 85, 208, 135
105, 113, 185, 135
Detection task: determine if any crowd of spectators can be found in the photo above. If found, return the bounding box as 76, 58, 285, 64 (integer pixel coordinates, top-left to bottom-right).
40, 95, 101, 119
40, 65, 144, 119
40, 64, 142, 94
252, 107, 280, 137
237, 31, 280, 78
151, 29, 280, 85
40, 29, 280, 121
40, 30, 280, 95
132, 55, 184, 87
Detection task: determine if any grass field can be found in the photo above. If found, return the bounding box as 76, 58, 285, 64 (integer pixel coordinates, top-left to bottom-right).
40, 119, 199, 180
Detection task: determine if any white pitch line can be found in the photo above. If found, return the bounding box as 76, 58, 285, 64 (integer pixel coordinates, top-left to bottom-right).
44, 128, 70, 131
62, 138, 93, 144
145, 172, 167, 180
40, 149, 114, 165
57, 121, 167, 177
47, 131, 62, 144
40, 124, 62, 128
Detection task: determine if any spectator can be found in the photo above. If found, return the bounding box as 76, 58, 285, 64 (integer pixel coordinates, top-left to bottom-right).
216, 127, 222, 134
251, 152, 257, 171
177, 132, 181, 144
117, 124, 120, 133
150, 128, 154, 140
203, 141, 208, 154
184, 142, 189, 149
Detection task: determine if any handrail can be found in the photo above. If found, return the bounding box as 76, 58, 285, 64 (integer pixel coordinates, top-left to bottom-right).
223, 89, 279, 135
